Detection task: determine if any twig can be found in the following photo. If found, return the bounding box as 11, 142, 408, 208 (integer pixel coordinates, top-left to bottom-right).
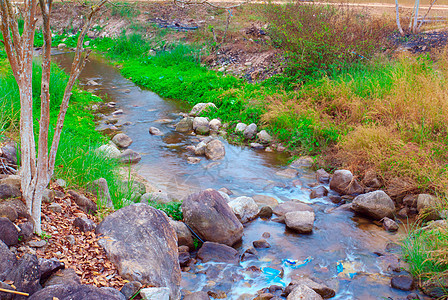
418, 0, 438, 30
0, 287, 29, 296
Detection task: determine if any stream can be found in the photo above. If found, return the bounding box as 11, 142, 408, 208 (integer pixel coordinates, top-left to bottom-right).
53, 53, 423, 300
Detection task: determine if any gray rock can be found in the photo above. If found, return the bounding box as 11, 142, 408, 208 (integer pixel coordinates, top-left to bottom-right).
193, 117, 209, 131
257, 130, 272, 144
189, 103, 217, 116
194, 141, 207, 156
241, 247, 258, 261
289, 277, 335, 298
258, 206, 273, 219
184, 291, 210, 300
73, 217, 96, 232
0, 240, 17, 280
175, 117, 194, 132
140, 287, 170, 300
391, 274, 414, 291
273, 201, 313, 217
48, 203, 62, 213
0, 142, 17, 165
218, 191, 231, 202
169, 220, 194, 250
112, 133, 133, 148
68, 190, 97, 214
205, 139, 225, 160
0, 217, 19, 246
250, 143, 264, 149
329, 170, 363, 195
38, 258, 65, 283
88, 178, 113, 208
55, 178, 67, 188
275, 168, 298, 179
18, 222, 34, 242
97, 144, 121, 159
182, 189, 243, 246
196, 125, 210, 135
0, 199, 29, 218
315, 169, 331, 184
252, 195, 279, 208
42, 189, 55, 203
0, 183, 21, 199
253, 239, 271, 249
235, 122, 247, 133
310, 186, 328, 199
149, 127, 164, 136
403, 194, 418, 208
243, 123, 257, 139
178, 251, 191, 267
209, 119, 222, 132
96, 204, 180, 300
362, 170, 382, 188
0, 205, 17, 221
30, 284, 125, 300
4, 254, 41, 299
287, 284, 323, 300
120, 281, 142, 299
285, 211, 315, 233
197, 241, 239, 264
0, 175, 20, 190
28, 240, 47, 248
417, 194, 440, 220
290, 156, 314, 168
382, 217, 399, 232
120, 149, 141, 164
228, 196, 260, 223
352, 190, 395, 220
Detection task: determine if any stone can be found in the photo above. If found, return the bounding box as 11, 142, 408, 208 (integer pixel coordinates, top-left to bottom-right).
273, 201, 313, 217
175, 117, 194, 132
243, 123, 257, 139
209, 119, 222, 131
382, 217, 399, 232
149, 127, 164, 136
257, 130, 273, 144
57, 43, 67, 50
254, 293, 275, 300
97, 144, 121, 159
310, 186, 328, 199
250, 143, 265, 149
73, 217, 96, 232
55, 178, 67, 188
275, 169, 298, 179
196, 125, 210, 135
0, 183, 21, 199
28, 240, 47, 248
289, 277, 335, 298
0, 199, 28, 218
169, 220, 194, 250
96, 204, 180, 299
391, 274, 414, 291
48, 203, 62, 213
88, 178, 113, 208
38, 258, 65, 283
4, 254, 41, 297
189, 102, 217, 116
120, 149, 141, 164
0, 240, 17, 280
285, 211, 315, 233
194, 141, 207, 156
120, 281, 142, 300
140, 287, 170, 300
0, 142, 18, 165
287, 284, 323, 300
112, 133, 133, 148
182, 189, 243, 246
241, 247, 258, 261
352, 190, 395, 220
416, 194, 440, 220
193, 117, 209, 131
253, 195, 279, 208
18, 222, 34, 242
0, 217, 19, 246
258, 206, 273, 219
68, 190, 97, 214
30, 284, 126, 300
197, 242, 239, 264
0, 205, 17, 222
219, 187, 233, 195
329, 170, 363, 195
218, 191, 231, 202
42, 189, 55, 203
184, 291, 210, 300
363, 170, 382, 188
315, 169, 331, 184
0, 175, 20, 190
178, 251, 191, 267
253, 239, 271, 249
228, 196, 260, 223
290, 156, 314, 168
403, 194, 418, 208
235, 122, 247, 133
205, 139, 226, 160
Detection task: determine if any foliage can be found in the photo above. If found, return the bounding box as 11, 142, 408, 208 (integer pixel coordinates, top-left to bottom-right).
148, 201, 183, 221
106, 1, 140, 19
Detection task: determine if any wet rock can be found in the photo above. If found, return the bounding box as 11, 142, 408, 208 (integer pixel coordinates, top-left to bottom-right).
0, 217, 19, 246
0, 183, 21, 199
315, 169, 331, 184
169, 220, 194, 250
329, 195, 343, 204
235, 122, 248, 133
96, 204, 180, 299
255, 293, 275, 300
44, 268, 81, 287
273, 201, 313, 217
149, 127, 163, 136
228, 196, 260, 223
205, 139, 226, 160
178, 251, 191, 267
0, 205, 17, 221
73, 217, 96, 232
209, 119, 222, 132
250, 143, 265, 149
329, 170, 363, 195
218, 191, 231, 202
48, 203, 62, 213
289, 277, 335, 298
97, 144, 121, 159
290, 156, 314, 168
310, 186, 328, 199
243, 123, 258, 139
285, 211, 315, 233
257, 130, 273, 144
258, 206, 273, 219
182, 189, 243, 246
184, 291, 210, 300
175, 117, 194, 132
382, 217, 399, 232
120, 149, 142, 164
275, 168, 298, 179
87, 178, 113, 208
28, 240, 46, 248
352, 190, 395, 220
362, 170, 382, 188
391, 274, 414, 291
252, 195, 279, 208
189, 102, 217, 116
30, 284, 126, 300
193, 117, 209, 131
253, 239, 270, 249
194, 141, 207, 156
197, 242, 239, 264
68, 190, 97, 214
0, 240, 17, 280
112, 133, 133, 148
219, 187, 233, 195
120, 281, 142, 299
38, 258, 65, 283
241, 247, 258, 261
287, 284, 323, 300
416, 194, 440, 220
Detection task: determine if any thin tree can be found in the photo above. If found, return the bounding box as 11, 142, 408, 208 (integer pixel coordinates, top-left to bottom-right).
0, 0, 106, 234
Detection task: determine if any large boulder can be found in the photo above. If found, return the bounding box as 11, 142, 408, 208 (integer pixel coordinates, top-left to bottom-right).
0, 240, 17, 280
193, 117, 209, 131
112, 133, 133, 149
96, 204, 181, 299
29, 284, 125, 300
228, 196, 260, 223
189, 103, 217, 116
205, 139, 226, 160
352, 190, 395, 220
175, 117, 193, 133
0, 183, 21, 200
197, 242, 239, 264
0, 175, 21, 190
182, 189, 243, 246
44, 268, 81, 287
285, 211, 315, 233
209, 119, 222, 132
273, 201, 313, 217
0, 217, 19, 246
97, 144, 121, 159
329, 170, 363, 195
5, 254, 41, 299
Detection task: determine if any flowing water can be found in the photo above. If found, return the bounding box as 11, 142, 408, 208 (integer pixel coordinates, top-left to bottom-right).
54, 53, 425, 300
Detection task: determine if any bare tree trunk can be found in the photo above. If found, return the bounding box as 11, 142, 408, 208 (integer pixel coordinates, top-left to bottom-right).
395, 0, 405, 36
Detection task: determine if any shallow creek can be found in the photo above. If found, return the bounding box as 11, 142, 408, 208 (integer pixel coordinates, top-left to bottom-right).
54, 53, 423, 299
